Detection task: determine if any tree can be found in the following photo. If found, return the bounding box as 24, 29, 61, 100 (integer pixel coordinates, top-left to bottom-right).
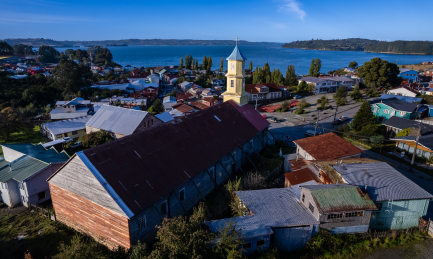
350, 85, 362, 100
207, 57, 213, 71
0, 107, 25, 141
314, 58, 321, 77
179, 57, 184, 70
0, 41, 13, 54
78, 130, 113, 148
185, 55, 190, 70
284, 64, 298, 86
335, 85, 347, 99
396, 128, 411, 137
52, 60, 93, 94
249, 61, 252, 71
297, 80, 309, 92
309, 59, 316, 77
349, 61, 358, 69
220, 57, 224, 72
353, 101, 376, 130
37, 45, 60, 63
13, 44, 35, 55
148, 99, 164, 115
195, 59, 199, 70
86, 45, 112, 66
202, 55, 207, 70
357, 57, 401, 88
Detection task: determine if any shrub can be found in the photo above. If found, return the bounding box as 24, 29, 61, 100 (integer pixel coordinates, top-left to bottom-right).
396, 128, 411, 137
359, 124, 380, 137
336, 97, 347, 106
242, 172, 265, 190
295, 107, 306, 114
78, 130, 113, 148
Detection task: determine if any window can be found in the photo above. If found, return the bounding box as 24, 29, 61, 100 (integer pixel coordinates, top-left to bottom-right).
302, 194, 305, 202
327, 213, 343, 219
242, 242, 252, 249
138, 215, 146, 232
161, 201, 167, 215
56, 134, 62, 138
72, 131, 78, 135
383, 109, 389, 114
257, 240, 265, 247
345, 211, 364, 217
373, 108, 377, 113
179, 188, 185, 201
37, 190, 46, 201
399, 111, 406, 116
309, 203, 314, 213
230, 80, 234, 88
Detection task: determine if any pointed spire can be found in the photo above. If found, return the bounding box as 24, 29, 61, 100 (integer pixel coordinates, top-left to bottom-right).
226, 37, 247, 61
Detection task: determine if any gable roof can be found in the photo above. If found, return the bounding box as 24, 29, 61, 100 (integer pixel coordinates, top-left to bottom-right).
383, 116, 433, 134
379, 98, 420, 112
294, 133, 363, 160
336, 162, 433, 202
0, 156, 49, 182
389, 85, 419, 95
226, 45, 247, 61
206, 188, 319, 238
42, 116, 91, 135
302, 184, 377, 213
85, 105, 148, 135
1, 143, 70, 164
59, 101, 269, 215
399, 68, 418, 74
379, 94, 423, 103
391, 134, 433, 151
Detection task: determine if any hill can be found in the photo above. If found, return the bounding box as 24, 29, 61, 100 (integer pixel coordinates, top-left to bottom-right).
2, 38, 280, 47
281, 38, 433, 55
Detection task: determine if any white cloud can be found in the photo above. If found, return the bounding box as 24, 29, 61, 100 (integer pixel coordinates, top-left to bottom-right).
278, 0, 306, 20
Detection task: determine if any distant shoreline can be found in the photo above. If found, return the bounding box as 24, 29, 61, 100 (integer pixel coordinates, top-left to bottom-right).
283, 47, 432, 56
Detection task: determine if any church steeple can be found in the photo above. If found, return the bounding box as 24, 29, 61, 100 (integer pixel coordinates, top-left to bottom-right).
222, 37, 249, 106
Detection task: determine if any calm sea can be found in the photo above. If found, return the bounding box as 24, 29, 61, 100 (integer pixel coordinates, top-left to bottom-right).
53, 45, 433, 75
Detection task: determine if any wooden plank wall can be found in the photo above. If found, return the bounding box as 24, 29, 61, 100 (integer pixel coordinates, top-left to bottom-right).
50, 184, 131, 249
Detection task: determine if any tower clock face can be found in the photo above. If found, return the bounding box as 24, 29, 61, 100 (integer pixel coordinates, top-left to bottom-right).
231, 63, 235, 71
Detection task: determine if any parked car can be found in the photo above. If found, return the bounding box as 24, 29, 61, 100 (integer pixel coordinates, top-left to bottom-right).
332, 116, 349, 125
63, 137, 73, 143
70, 141, 82, 148
294, 95, 302, 99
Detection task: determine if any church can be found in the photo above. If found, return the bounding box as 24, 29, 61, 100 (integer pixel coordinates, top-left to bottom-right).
47, 44, 271, 248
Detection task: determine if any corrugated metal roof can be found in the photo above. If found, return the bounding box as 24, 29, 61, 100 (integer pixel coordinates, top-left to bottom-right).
1, 144, 69, 164
302, 184, 377, 213
391, 134, 433, 151
228, 101, 270, 132
206, 188, 319, 238
85, 105, 148, 135
294, 133, 363, 160
0, 156, 49, 182
383, 116, 433, 134
285, 168, 321, 186
42, 116, 91, 135
337, 162, 433, 202
155, 112, 174, 122
226, 45, 247, 61
80, 101, 269, 214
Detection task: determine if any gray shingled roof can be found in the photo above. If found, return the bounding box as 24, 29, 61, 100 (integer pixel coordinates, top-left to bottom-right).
383, 116, 433, 134
206, 188, 319, 238
335, 162, 433, 202
85, 105, 148, 135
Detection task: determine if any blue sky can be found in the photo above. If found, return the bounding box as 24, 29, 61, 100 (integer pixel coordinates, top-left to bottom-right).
1, 0, 432, 42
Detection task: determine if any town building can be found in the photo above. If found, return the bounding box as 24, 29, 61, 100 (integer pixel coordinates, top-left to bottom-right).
0, 144, 69, 208
293, 133, 363, 160
40, 116, 91, 141
387, 85, 419, 97
391, 134, 433, 159
48, 100, 271, 249
222, 42, 249, 105
398, 68, 419, 83
382, 116, 433, 137
245, 83, 284, 101
299, 76, 354, 94
50, 98, 92, 121
379, 94, 423, 104
371, 98, 428, 122
179, 81, 194, 92
85, 105, 161, 139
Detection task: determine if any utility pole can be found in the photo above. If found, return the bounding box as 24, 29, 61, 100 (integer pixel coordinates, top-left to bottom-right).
314, 110, 320, 136
332, 105, 338, 128
255, 96, 258, 110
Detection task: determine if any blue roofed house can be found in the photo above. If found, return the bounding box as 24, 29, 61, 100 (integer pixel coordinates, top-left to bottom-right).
0, 144, 69, 207
398, 68, 419, 83
371, 98, 427, 122
335, 162, 433, 230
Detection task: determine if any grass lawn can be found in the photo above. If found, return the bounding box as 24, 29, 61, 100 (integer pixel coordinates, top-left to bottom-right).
0, 126, 49, 157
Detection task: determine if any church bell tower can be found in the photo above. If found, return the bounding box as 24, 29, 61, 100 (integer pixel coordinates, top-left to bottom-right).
222, 37, 249, 106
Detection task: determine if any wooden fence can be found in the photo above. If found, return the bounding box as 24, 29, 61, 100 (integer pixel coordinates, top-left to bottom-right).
29, 203, 56, 221
428, 219, 433, 238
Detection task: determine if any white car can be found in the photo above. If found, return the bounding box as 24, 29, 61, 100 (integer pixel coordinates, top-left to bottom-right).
63, 137, 73, 143
70, 141, 82, 148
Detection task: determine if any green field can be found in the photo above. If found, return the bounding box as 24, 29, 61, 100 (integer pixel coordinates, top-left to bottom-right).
0, 125, 49, 157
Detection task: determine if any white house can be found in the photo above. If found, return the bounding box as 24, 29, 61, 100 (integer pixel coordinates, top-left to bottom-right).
299, 76, 354, 94
387, 86, 419, 97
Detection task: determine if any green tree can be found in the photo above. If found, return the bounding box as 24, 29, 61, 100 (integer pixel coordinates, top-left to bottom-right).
179, 57, 184, 70
185, 55, 189, 70
249, 61, 252, 71
335, 85, 347, 99
309, 59, 316, 77
148, 99, 164, 115
284, 64, 298, 86
357, 57, 401, 88
0, 107, 25, 141
349, 61, 358, 69
195, 59, 199, 70
220, 57, 224, 72
297, 80, 308, 92
350, 85, 362, 100
0, 41, 14, 54
37, 45, 60, 63
353, 101, 376, 130
86, 45, 112, 66
13, 44, 35, 55
73, 49, 89, 65
314, 58, 322, 77
396, 128, 411, 137
202, 55, 207, 70
207, 57, 213, 71
78, 130, 113, 148
52, 60, 93, 94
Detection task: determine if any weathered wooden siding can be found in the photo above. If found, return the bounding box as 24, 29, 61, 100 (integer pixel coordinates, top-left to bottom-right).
129, 131, 267, 244
50, 184, 130, 249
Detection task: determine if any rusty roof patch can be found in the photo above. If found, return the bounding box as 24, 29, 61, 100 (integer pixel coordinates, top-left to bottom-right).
284, 168, 321, 186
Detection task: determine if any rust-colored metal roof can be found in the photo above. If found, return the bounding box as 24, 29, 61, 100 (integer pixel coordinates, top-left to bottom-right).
83, 100, 269, 215
175, 104, 195, 113
294, 133, 362, 160
190, 101, 210, 110
289, 159, 308, 171
228, 102, 270, 132
284, 168, 321, 186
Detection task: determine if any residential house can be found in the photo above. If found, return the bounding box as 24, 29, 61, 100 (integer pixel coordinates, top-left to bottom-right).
371, 98, 427, 122
190, 101, 210, 110
47, 100, 271, 249
40, 116, 91, 141
293, 133, 363, 160
154, 112, 174, 122
379, 94, 424, 103
245, 83, 283, 101
50, 98, 92, 121
299, 76, 354, 94
284, 167, 320, 188
85, 105, 162, 139
382, 116, 433, 137
179, 81, 194, 92
27, 67, 44, 75
163, 74, 180, 84
176, 92, 196, 102
343, 67, 356, 73
147, 74, 160, 84
202, 97, 223, 107
0, 144, 69, 208
300, 184, 377, 234
163, 96, 176, 103
391, 134, 433, 159
130, 87, 159, 103
398, 68, 419, 83
206, 188, 320, 255
334, 162, 433, 230
387, 85, 419, 97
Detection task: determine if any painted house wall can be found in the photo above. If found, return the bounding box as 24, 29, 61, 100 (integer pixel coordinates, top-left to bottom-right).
372, 103, 414, 122
129, 131, 267, 245
0, 179, 21, 207
2, 146, 24, 162
388, 88, 417, 97
396, 141, 433, 159
273, 225, 318, 252
370, 199, 430, 230
51, 129, 87, 141
398, 70, 419, 83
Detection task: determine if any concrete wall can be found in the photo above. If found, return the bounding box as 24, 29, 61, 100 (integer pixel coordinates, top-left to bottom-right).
129, 131, 267, 244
